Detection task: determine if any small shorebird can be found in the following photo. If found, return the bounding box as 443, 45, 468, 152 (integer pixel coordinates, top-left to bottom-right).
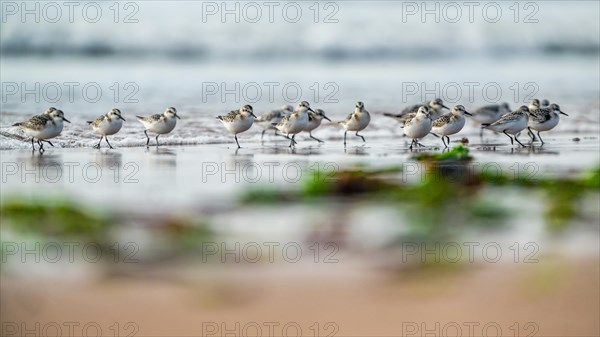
304, 108, 331, 143
13, 108, 70, 152
482, 106, 529, 147
431, 105, 472, 148
340, 101, 371, 145
384, 98, 449, 122
274, 101, 313, 147
528, 99, 541, 111
216, 105, 256, 148
541, 99, 550, 108
472, 102, 511, 137
402, 106, 432, 150
136, 107, 180, 147
527, 103, 568, 145
255, 105, 293, 140
87, 108, 126, 149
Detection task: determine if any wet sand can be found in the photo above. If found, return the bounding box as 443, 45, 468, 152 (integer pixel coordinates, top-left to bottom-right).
2, 258, 598, 336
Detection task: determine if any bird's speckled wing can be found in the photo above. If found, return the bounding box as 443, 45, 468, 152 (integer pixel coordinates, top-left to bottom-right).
432, 114, 452, 128
89, 114, 108, 127
16, 114, 53, 130
528, 108, 551, 123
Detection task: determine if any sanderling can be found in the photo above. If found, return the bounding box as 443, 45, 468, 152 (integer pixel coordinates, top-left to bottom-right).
340, 101, 371, 145
528, 99, 541, 111
527, 103, 568, 145
216, 105, 256, 148
87, 108, 126, 149
472, 102, 511, 137
13, 108, 70, 152
255, 105, 293, 140
482, 106, 529, 147
39, 108, 70, 145
402, 106, 432, 150
431, 105, 472, 148
136, 107, 180, 147
384, 98, 449, 122
304, 108, 331, 143
274, 101, 312, 147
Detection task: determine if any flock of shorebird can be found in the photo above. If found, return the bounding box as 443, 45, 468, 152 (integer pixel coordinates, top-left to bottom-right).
10, 98, 567, 151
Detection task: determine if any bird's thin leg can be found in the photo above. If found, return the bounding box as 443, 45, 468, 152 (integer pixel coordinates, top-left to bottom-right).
479, 127, 484, 138
261, 129, 266, 141
528, 127, 536, 141
309, 132, 324, 143
537, 131, 544, 145
503, 130, 514, 145
289, 135, 295, 148
441, 136, 447, 148
445, 136, 450, 148
155, 135, 160, 147
94, 136, 102, 149
105, 137, 114, 149
42, 140, 55, 147
235, 135, 241, 148
144, 130, 150, 147
343, 131, 348, 146
38, 140, 45, 152
514, 133, 526, 147
409, 139, 415, 150
355, 131, 366, 142
31, 138, 35, 151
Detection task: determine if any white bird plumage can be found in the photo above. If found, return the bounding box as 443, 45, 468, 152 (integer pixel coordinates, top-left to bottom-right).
431, 105, 472, 148
402, 106, 432, 150
274, 101, 313, 147
216, 105, 256, 148
482, 105, 529, 147
304, 108, 331, 143
136, 107, 180, 147
527, 103, 568, 144
87, 108, 126, 149
339, 101, 371, 145
13, 107, 71, 152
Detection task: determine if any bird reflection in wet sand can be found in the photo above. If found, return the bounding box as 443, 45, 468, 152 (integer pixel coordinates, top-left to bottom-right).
94, 150, 123, 168
146, 147, 177, 169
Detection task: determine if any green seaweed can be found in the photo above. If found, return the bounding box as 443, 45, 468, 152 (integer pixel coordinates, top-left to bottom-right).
413, 145, 472, 162
1, 198, 111, 239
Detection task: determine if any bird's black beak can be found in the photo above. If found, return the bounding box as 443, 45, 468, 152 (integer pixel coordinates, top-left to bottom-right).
464, 111, 473, 116
323, 115, 331, 122
442, 105, 450, 110
175, 114, 181, 119
560, 111, 569, 116
119, 115, 126, 121
63, 117, 71, 123
251, 112, 257, 118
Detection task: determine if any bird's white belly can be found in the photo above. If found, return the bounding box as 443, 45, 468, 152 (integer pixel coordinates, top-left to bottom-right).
504, 117, 528, 134
433, 118, 465, 136
224, 117, 253, 134
405, 119, 432, 139
528, 115, 559, 131
96, 120, 123, 136
345, 113, 370, 131
283, 113, 308, 134
147, 118, 176, 134
304, 118, 321, 132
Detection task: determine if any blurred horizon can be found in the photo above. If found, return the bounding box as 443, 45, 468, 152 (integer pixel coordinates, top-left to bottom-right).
2, 1, 599, 62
